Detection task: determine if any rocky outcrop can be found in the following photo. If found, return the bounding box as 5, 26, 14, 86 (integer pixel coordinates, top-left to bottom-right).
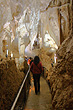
0, 59, 24, 110
50, 34, 73, 110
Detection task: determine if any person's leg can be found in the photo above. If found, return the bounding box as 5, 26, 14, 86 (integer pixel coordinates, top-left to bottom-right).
33, 74, 37, 94
37, 74, 40, 93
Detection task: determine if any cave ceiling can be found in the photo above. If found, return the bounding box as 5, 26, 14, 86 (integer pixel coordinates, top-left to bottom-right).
0, 0, 72, 58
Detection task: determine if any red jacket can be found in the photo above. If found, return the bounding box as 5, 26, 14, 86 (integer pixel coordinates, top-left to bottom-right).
30, 62, 43, 74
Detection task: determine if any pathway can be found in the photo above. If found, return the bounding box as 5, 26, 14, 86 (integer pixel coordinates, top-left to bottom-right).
24, 75, 52, 110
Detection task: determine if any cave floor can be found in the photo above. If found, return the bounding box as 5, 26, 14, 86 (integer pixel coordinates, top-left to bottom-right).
24, 75, 52, 110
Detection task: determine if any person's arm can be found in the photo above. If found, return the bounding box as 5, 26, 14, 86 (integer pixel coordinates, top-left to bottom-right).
40, 62, 44, 73
30, 62, 33, 73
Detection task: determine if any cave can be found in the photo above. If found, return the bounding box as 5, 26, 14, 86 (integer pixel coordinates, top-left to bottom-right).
0, 0, 73, 110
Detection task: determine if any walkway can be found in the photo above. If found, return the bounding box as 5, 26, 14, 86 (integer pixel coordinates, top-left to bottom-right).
24, 75, 52, 110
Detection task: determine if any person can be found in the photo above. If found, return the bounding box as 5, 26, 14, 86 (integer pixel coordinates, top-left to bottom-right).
30, 58, 33, 65
30, 56, 43, 95
27, 57, 32, 65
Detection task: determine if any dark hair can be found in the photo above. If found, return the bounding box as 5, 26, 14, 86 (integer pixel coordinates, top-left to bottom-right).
29, 57, 32, 59
34, 56, 40, 65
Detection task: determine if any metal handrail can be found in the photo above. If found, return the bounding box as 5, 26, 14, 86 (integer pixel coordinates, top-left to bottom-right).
10, 66, 30, 110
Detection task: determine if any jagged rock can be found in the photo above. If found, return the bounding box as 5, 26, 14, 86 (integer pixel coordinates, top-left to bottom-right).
0, 0, 72, 57
0, 60, 24, 110
40, 0, 72, 46
50, 34, 73, 110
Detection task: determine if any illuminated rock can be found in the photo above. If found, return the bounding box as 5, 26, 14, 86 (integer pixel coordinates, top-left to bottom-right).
0, 0, 72, 58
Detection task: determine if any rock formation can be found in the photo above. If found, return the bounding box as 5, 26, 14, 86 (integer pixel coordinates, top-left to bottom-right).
50, 34, 73, 110
40, 0, 72, 45
0, 0, 72, 59
0, 59, 24, 110
0, 0, 73, 109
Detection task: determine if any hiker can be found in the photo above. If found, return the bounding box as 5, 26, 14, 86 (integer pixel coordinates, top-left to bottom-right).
30, 56, 43, 95
27, 57, 32, 65
30, 58, 33, 65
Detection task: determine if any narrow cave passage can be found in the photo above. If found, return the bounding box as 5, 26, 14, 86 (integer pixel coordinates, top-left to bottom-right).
0, 0, 72, 110
24, 74, 52, 110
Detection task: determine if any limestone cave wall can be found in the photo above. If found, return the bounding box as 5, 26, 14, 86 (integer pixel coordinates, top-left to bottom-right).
49, 34, 73, 110
0, 59, 24, 110
40, 0, 72, 46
